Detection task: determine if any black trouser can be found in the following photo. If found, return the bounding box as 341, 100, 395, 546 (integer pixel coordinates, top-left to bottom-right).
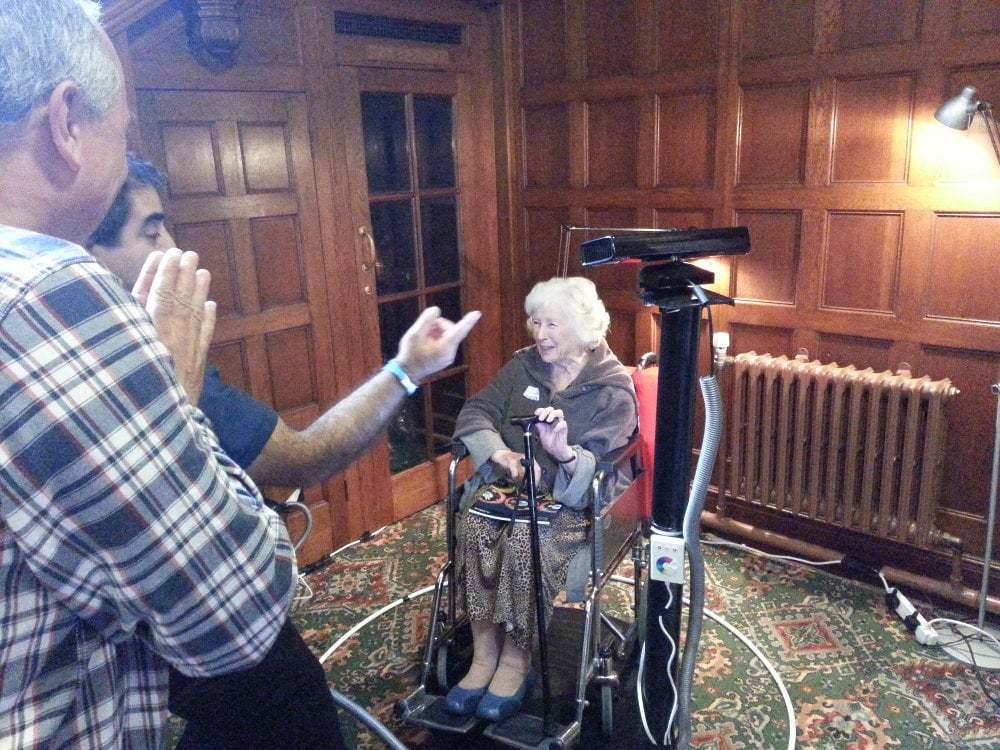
169, 616, 346, 749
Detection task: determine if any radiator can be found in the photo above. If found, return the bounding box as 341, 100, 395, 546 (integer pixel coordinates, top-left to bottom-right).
718, 351, 960, 551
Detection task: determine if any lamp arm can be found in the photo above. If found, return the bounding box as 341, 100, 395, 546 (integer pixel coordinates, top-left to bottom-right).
980, 382, 1000, 629
979, 103, 1000, 167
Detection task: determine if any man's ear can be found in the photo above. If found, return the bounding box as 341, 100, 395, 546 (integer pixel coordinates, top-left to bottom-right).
46, 81, 86, 173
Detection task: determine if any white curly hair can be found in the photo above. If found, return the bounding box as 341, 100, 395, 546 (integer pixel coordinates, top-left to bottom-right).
524, 276, 610, 350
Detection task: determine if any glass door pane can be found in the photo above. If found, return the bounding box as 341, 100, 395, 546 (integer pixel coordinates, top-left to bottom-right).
359, 89, 467, 475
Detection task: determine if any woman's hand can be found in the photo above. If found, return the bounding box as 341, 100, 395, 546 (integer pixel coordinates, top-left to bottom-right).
490, 449, 541, 484
534, 407, 574, 465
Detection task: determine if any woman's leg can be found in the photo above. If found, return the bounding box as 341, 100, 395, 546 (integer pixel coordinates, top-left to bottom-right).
486, 633, 532, 697
456, 619, 504, 689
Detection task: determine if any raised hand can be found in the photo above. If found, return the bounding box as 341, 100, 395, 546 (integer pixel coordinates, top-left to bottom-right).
534, 406, 573, 463
133, 248, 216, 406
395, 305, 481, 384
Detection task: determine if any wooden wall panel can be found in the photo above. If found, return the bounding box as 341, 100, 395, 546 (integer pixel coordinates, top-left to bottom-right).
587, 98, 641, 187
239, 124, 292, 193
250, 215, 306, 309
162, 125, 221, 195
741, 0, 814, 59
658, 90, 716, 187
265, 327, 317, 412
655, 209, 713, 231
816, 331, 894, 371
525, 208, 569, 290
838, 0, 922, 49
832, 74, 915, 183
955, 0, 1000, 37
523, 105, 570, 187
821, 211, 902, 313
737, 82, 809, 184
924, 213, 1000, 323
520, 0, 567, 84
657, 0, 719, 72
733, 210, 801, 303
210, 341, 251, 393
729, 322, 794, 357
917, 346, 1000, 536
584, 0, 639, 78
172, 222, 239, 315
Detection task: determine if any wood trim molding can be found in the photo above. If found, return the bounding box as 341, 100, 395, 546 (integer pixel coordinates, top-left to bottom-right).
183, 0, 244, 71
103, 0, 245, 72
102, 0, 168, 37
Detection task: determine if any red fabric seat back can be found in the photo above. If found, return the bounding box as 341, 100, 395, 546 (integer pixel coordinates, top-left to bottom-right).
630, 365, 658, 518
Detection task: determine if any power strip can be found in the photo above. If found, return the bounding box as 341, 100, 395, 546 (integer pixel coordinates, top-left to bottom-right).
885, 587, 939, 645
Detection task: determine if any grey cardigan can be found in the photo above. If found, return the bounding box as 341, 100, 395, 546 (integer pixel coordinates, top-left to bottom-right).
454, 341, 637, 511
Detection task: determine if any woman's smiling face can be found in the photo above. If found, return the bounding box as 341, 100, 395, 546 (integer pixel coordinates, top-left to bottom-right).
528, 305, 586, 366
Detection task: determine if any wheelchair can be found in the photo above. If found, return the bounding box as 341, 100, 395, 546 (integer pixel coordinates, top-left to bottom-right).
396, 424, 646, 750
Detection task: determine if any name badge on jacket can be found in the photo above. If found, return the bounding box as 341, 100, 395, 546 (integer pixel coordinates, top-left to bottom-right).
523, 386, 540, 401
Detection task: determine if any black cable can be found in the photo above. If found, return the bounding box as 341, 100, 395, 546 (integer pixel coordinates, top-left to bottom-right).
962, 632, 1000, 714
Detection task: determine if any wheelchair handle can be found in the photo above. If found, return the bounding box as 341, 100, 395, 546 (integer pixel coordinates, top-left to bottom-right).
510, 413, 541, 428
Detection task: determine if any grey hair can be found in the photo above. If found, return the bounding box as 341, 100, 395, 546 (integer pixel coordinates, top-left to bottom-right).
524, 276, 611, 350
0, 0, 121, 127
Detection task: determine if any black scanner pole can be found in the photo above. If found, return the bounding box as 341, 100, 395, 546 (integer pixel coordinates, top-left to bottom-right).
642, 293, 702, 749
570, 224, 747, 748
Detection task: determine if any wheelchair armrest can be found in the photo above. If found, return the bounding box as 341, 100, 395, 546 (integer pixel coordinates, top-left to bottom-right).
591, 433, 642, 519
595, 433, 642, 474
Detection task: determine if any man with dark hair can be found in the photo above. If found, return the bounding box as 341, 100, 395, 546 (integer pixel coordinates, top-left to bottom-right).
88, 154, 168, 249
88, 159, 480, 746
90, 155, 478, 488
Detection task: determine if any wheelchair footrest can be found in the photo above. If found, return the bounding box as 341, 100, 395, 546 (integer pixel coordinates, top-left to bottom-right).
397, 690, 481, 735
483, 713, 578, 750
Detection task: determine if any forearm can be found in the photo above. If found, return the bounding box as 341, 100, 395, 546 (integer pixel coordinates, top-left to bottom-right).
248, 370, 408, 487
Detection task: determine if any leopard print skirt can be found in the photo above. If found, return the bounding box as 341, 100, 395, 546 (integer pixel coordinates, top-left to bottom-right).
458, 508, 589, 651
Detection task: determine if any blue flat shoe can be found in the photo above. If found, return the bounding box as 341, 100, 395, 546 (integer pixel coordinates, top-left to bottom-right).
444, 683, 488, 715
475, 672, 537, 723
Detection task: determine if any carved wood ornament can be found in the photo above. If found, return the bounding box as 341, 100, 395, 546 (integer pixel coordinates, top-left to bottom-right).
183, 0, 244, 71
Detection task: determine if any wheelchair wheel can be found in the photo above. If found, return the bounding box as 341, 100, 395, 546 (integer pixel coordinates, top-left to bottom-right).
430, 618, 473, 692
600, 684, 614, 736
435, 642, 450, 691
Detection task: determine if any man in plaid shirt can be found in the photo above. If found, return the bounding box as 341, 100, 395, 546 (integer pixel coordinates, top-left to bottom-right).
0, 2, 298, 747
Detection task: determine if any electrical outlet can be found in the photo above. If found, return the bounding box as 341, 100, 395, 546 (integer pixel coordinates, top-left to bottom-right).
650, 534, 685, 584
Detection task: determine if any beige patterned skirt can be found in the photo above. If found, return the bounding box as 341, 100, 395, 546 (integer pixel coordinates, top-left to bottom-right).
458, 508, 589, 651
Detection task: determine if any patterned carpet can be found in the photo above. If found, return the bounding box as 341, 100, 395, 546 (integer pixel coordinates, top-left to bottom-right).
170, 503, 1000, 749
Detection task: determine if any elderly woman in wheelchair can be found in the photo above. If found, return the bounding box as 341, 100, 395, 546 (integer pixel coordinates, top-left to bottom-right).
446, 276, 637, 723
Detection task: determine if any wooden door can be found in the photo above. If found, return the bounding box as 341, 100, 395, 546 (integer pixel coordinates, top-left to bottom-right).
136, 90, 344, 565
332, 66, 499, 519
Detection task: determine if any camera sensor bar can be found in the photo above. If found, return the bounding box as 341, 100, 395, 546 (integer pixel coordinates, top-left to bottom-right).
579, 227, 750, 266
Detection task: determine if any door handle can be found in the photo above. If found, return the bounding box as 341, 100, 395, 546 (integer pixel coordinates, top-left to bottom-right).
358, 226, 383, 274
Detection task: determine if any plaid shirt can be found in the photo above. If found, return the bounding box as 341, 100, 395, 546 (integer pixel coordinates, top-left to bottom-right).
0, 226, 296, 749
